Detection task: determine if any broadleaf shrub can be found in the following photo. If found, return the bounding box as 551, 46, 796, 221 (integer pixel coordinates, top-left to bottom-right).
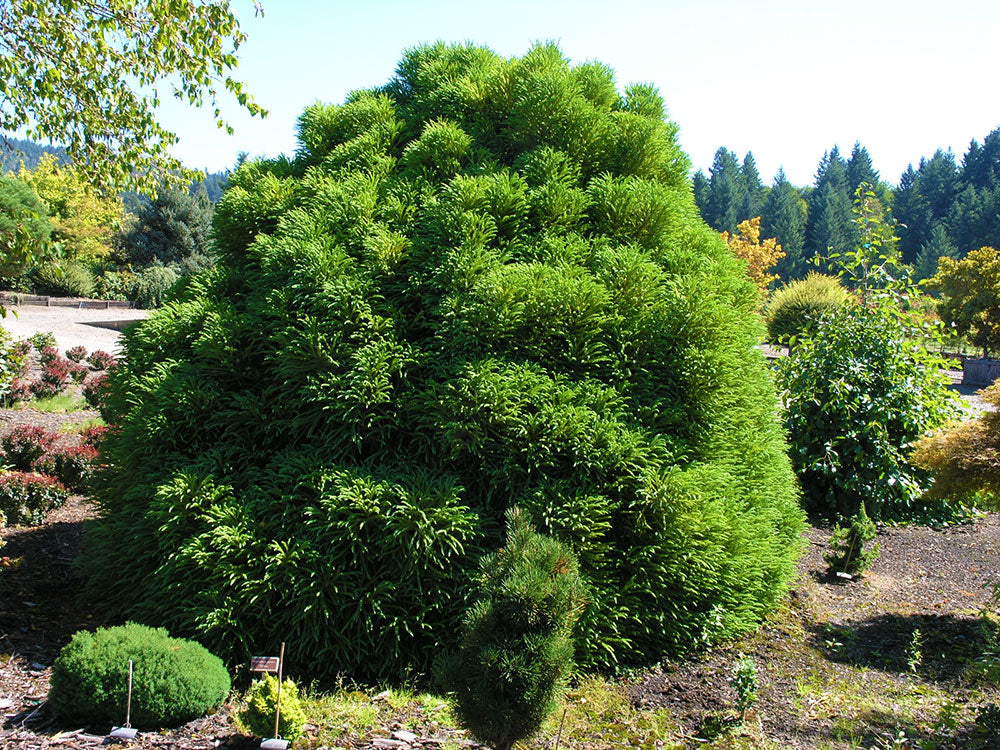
48, 623, 230, 729
0, 471, 69, 525
439, 509, 585, 750
86, 350, 116, 371
764, 272, 850, 344
82, 43, 804, 680
777, 185, 962, 521
66, 345, 88, 363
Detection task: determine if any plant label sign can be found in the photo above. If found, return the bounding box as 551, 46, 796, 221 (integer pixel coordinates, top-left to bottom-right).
251, 656, 280, 673
260, 739, 289, 750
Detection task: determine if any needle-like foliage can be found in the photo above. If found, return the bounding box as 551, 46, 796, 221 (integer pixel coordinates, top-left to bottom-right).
81, 43, 804, 681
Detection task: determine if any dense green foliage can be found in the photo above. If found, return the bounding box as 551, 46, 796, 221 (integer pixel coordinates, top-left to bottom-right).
777, 189, 961, 520
824, 501, 880, 576
764, 272, 850, 343
48, 623, 230, 728
0, 175, 52, 275
238, 675, 308, 741
82, 43, 804, 680
927, 246, 1000, 358
695, 128, 1000, 281
440, 509, 585, 750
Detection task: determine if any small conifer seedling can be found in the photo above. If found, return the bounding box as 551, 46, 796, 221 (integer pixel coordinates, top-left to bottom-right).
824, 501, 880, 577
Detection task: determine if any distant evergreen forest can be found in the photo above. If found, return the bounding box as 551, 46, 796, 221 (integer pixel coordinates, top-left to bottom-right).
1, 136, 228, 202
693, 126, 1000, 282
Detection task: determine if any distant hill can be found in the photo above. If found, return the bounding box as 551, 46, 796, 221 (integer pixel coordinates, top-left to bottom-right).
0, 136, 68, 173
2, 135, 228, 203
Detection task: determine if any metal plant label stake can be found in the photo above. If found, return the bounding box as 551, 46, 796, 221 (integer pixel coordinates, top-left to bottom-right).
253, 642, 289, 750
108, 659, 138, 740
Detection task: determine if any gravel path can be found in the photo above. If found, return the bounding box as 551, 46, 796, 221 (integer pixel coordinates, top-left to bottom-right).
0, 304, 147, 355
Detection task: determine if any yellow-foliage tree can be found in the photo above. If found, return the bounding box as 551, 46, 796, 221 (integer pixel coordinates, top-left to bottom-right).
17, 155, 124, 263
721, 216, 785, 299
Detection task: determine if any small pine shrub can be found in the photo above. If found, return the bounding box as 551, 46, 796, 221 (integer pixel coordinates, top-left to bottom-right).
48, 623, 231, 729
765, 272, 850, 344
34, 443, 99, 492
66, 345, 88, 363
0, 471, 69, 525
439, 509, 586, 750
237, 674, 307, 742
912, 382, 1000, 504
824, 502, 880, 577
86, 350, 116, 371
1, 425, 59, 470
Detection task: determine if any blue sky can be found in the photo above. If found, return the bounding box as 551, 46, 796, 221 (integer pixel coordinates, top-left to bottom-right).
156, 0, 1000, 187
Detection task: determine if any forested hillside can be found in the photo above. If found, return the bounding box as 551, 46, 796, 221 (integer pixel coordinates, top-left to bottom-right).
694, 127, 1000, 281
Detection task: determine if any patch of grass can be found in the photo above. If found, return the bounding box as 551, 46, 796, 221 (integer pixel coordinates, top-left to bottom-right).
540, 675, 681, 749
58, 416, 105, 434
27, 393, 88, 413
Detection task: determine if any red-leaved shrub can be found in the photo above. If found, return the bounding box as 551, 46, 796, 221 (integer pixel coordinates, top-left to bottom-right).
82, 374, 108, 409
0, 471, 69, 525
1, 425, 59, 471
39, 346, 59, 367
86, 351, 116, 371
65, 346, 88, 363
33, 443, 99, 492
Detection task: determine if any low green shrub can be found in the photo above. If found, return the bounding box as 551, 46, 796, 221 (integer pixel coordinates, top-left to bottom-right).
0, 471, 69, 525
133, 265, 180, 309
439, 509, 586, 750
237, 674, 307, 742
48, 623, 230, 729
765, 272, 850, 343
33, 261, 97, 299
93, 268, 139, 301
27, 331, 57, 351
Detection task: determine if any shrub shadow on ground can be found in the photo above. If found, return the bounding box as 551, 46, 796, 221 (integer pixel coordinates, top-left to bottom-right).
807, 612, 997, 682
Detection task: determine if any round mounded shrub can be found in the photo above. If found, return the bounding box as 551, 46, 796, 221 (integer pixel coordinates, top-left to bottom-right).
48, 623, 230, 728
237, 675, 307, 742
82, 43, 804, 680
765, 272, 851, 343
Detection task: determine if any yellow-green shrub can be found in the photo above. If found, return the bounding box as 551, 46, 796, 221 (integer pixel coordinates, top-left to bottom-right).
765, 272, 850, 343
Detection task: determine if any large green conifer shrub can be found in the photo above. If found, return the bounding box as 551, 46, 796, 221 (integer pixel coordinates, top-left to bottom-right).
82, 43, 804, 680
